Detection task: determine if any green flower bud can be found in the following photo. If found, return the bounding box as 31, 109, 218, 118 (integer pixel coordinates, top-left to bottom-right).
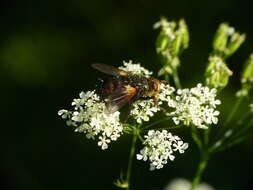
155, 28, 173, 55
157, 56, 180, 76
241, 54, 253, 84
213, 23, 246, 59
172, 19, 189, 55
158, 64, 172, 76
155, 18, 176, 54
236, 88, 249, 97
158, 56, 180, 76
236, 54, 253, 97
226, 32, 246, 58
171, 56, 180, 70
154, 17, 189, 77
179, 19, 189, 50
205, 56, 233, 89
213, 23, 230, 55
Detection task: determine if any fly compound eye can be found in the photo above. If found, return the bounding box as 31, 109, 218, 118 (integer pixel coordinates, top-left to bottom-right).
152, 82, 158, 91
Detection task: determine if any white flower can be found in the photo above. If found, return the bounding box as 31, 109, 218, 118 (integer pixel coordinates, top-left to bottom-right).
98, 136, 110, 150
130, 99, 160, 124
119, 60, 153, 77
71, 111, 84, 122
170, 83, 220, 129
58, 109, 70, 119
58, 91, 123, 150
173, 141, 189, 153
157, 83, 176, 107
164, 178, 215, 190
136, 130, 188, 170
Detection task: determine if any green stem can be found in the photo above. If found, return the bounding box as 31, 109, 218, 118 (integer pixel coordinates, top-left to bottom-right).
190, 155, 209, 190
212, 118, 253, 153
172, 69, 182, 89
215, 97, 244, 141
191, 127, 202, 149
210, 111, 252, 153
204, 128, 210, 146
126, 132, 138, 190
224, 97, 243, 127
232, 118, 253, 138
147, 125, 183, 131
234, 110, 252, 126
215, 133, 253, 153
143, 117, 171, 130
191, 126, 210, 190
137, 133, 144, 142
216, 134, 253, 152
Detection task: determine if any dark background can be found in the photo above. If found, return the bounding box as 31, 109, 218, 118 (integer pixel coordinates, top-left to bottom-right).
1, 0, 253, 190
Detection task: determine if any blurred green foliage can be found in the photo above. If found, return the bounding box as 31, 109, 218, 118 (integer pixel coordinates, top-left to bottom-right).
1, 0, 253, 190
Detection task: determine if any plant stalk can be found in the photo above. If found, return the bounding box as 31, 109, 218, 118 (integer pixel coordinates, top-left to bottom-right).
172, 69, 182, 89
191, 127, 202, 149
143, 117, 171, 129
215, 96, 244, 141
223, 97, 243, 127
126, 132, 138, 190
190, 154, 209, 190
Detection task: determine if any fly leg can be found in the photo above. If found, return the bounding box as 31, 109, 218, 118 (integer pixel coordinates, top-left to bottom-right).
152, 96, 169, 114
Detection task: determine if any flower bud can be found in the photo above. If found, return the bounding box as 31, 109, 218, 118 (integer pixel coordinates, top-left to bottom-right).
172, 19, 189, 55
213, 23, 230, 54
205, 56, 233, 89
158, 64, 172, 76
158, 56, 180, 77
226, 32, 246, 58
213, 23, 245, 59
155, 17, 176, 55
155, 29, 172, 55
241, 54, 253, 84
237, 54, 253, 97
154, 17, 189, 77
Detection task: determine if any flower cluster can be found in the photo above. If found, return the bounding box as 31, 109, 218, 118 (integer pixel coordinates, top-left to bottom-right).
154, 18, 189, 77
157, 83, 176, 107
205, 55, 233, 89
56, 16, 253, 190
136, 130, 188, 170
170, 84, 221, 129
130, 99, 160, 124
58, 91, 123, 150
119, 60, 153, 77
130, 83, 175, 124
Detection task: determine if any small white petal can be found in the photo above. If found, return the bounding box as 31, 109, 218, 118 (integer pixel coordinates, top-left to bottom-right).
136, 154, 143, 160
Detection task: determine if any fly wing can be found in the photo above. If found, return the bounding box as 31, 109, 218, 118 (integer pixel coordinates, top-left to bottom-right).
105, 85, 136, 113
91, 63, 128, 76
